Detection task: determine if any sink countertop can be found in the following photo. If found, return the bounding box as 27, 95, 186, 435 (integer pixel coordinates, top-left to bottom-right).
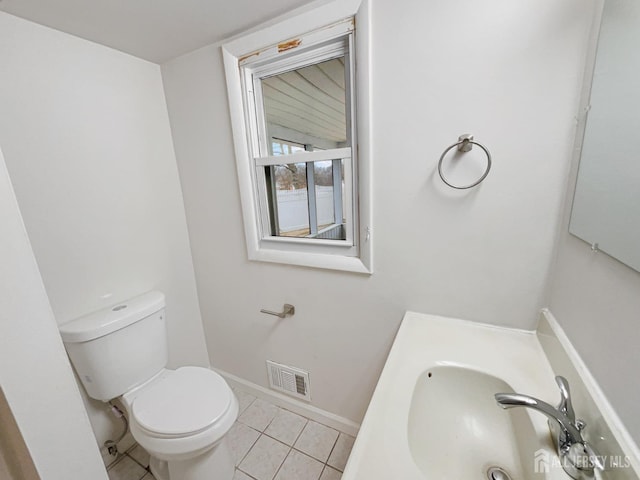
342, 312, 572, 480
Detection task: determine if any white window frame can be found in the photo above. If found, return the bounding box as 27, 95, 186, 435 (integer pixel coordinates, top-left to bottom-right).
222, 0, 372, 274
245, 35, 355, 253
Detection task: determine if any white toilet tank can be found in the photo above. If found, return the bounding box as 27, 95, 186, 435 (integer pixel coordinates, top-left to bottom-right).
59, 291, 168, 402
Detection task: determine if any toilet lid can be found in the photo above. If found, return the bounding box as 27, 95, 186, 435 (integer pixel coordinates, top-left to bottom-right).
131, 367, 232, 437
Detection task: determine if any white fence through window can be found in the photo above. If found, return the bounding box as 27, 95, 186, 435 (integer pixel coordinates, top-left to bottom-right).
277, 186, 337, 233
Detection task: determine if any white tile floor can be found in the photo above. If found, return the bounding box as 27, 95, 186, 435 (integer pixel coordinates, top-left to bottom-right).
106, 388, 355, 480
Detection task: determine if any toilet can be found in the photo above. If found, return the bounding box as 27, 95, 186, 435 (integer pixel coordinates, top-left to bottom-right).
58, 291, 238, 480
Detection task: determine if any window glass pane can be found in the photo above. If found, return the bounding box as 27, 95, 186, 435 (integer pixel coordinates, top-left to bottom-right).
315, 160, 334, 230
266, 159, 346, 241
314, 160, 346, 240
271, 138, 306, 156
261, 56, 348, 155
272, 163, 310, 237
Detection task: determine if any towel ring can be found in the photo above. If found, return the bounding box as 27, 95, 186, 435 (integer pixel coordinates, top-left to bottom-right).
438, 134, 492, 189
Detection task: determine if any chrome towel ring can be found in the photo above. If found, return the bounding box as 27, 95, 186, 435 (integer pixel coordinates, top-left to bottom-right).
438, 134, 492, 189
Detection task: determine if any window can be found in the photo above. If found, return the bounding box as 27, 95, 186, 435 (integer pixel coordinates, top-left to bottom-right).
247, 36, 353, 246
223, 0, 372, 273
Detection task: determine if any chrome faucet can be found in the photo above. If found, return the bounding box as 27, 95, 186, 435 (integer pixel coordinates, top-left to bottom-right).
495, 376, 604, 480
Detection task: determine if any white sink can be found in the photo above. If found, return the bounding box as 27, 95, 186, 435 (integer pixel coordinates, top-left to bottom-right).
408, 366, 543, 479
340, 312, 640, 480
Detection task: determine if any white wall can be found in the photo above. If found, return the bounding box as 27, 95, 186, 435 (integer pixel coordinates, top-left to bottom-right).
0, 12, 209, 446
0, 145, 108, 479
162, 0, 594, 423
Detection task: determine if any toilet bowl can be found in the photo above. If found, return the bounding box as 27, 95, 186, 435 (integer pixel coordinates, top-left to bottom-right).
122, 367, 239, 480
58, 291, 238, 480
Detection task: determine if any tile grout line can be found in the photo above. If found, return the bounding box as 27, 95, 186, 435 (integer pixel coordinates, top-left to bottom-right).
261, 408, 289, 480
260, 416, 308, 449
235, 427, 261, 470
236, 465, 260, 480
106, 451, 131, 471
236, 404, 286, 480
293, 421, 343, 472
234, 393, 263, 469
136, 466, 148, 480
105, 452, 150, 480
266, 412, 329, 479
237, 393, 257, 416
323, 432, 341, 472
124, 442, 152, 475
105, 454, 122, 471
270, 442, 293, 480
273, 424, 341, 480
290, 416, 309, 447
127, 451, 150, 471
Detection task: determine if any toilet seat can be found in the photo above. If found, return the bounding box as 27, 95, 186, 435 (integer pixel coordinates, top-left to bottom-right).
125, 366, 239, 462
132, 366, 232, 438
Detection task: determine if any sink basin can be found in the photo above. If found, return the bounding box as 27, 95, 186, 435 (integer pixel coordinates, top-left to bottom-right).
408, 366, 542, 479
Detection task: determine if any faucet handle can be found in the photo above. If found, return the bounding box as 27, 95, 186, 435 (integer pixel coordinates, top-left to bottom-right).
583, 442, 605, 471
567, 441, 606, 473
555, 376, 576, 422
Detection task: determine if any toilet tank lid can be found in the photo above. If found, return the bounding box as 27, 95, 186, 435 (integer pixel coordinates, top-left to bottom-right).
59, 291, 165, 343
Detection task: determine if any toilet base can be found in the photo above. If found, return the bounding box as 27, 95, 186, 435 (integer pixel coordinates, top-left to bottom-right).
149, 438, 234, 480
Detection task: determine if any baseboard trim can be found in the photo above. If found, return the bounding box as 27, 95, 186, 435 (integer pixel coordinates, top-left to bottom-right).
214, 368, 360, 437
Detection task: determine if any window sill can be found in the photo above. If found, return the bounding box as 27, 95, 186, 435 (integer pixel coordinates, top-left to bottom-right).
249, 248, 372, 274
